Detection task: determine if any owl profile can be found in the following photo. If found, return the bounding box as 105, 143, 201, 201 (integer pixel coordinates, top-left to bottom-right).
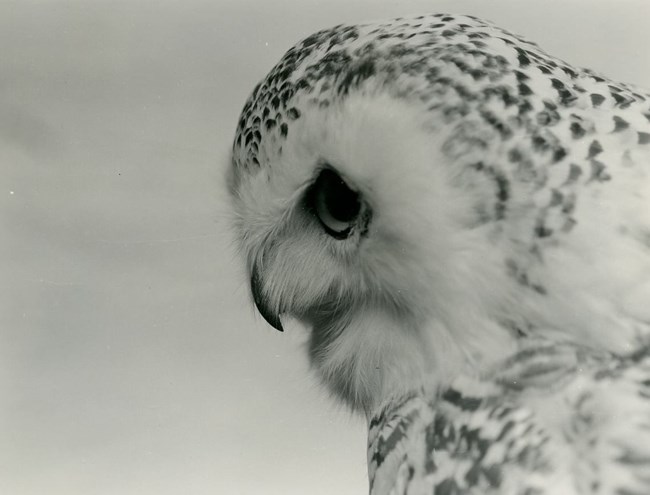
228, 13, 650, 494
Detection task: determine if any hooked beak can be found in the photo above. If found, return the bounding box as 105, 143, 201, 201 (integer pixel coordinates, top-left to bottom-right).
251, 262, 284, 332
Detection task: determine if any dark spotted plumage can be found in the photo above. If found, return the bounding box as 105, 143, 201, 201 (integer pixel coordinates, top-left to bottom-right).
368, 340, 650, 495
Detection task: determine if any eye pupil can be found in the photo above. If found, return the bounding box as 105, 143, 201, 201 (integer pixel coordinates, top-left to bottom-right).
309, 168, 362, 239
319, 170, 360, 222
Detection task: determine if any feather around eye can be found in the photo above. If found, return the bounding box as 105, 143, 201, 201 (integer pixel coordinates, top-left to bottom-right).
309, 168, 361, 239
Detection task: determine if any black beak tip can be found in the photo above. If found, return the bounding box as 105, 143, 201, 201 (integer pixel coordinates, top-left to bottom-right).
251, 265, 284, 332
261, 310, 284, 333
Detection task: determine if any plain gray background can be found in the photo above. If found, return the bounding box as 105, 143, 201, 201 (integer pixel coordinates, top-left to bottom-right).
3, 1, 650, 494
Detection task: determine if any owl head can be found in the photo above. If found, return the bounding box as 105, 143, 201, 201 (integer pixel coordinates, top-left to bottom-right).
227, 16, 529, 414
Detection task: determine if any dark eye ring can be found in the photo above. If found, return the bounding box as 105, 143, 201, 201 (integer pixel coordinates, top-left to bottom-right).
308, 168, 361, 239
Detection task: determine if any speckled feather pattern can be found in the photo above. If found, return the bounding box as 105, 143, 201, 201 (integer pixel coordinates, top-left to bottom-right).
368, 340, 650, 495
232, 13, 650, 189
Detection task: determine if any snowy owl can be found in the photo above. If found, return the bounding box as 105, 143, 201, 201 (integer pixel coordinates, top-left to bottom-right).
227, 13, 650, 494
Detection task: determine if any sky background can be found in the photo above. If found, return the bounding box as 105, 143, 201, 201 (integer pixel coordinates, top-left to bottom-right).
2, 1, 650, 494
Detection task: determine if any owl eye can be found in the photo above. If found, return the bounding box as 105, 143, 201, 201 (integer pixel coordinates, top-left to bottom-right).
309, 168, 361, 239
